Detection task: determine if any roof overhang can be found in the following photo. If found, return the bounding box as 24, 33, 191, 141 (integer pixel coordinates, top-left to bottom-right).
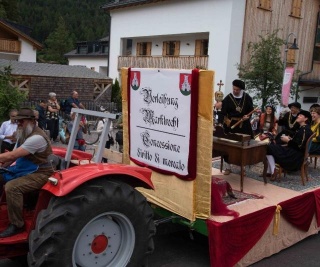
102, 0, 168, 11
0, 21, 43, 50
298, 79, 320, 87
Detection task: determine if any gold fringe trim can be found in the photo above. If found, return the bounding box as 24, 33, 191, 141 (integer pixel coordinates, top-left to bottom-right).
273, 205, 282, 236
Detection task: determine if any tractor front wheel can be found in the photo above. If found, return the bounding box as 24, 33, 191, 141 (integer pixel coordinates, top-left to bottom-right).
28, 179, 155, 267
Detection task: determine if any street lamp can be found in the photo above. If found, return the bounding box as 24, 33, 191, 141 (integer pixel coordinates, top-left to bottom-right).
282, 32, 299, 105
283, 32, 299, 67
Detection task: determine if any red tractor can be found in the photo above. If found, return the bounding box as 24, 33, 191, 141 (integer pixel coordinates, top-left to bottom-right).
0, 109, 156, 267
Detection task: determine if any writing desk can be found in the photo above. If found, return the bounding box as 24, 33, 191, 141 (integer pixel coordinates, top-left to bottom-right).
212, 137, 267, 192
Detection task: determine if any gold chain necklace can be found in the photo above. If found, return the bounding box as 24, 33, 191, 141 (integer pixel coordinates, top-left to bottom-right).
288, 112, 297, 128
229, 93, 246, 112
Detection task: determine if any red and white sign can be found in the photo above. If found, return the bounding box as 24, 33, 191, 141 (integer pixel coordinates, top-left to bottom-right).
281, 67, 294, 106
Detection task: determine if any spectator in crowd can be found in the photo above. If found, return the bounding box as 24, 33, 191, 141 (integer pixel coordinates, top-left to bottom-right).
310, 106, 320, 155
0, 108, 53, 237
35, 100, 47, 130
0, 109, 18, 153
65, 90, 85, 117
97, 116, 115, 163
46, 92, 60, 142
114, 115, 123, 153
67, 112, 87, 151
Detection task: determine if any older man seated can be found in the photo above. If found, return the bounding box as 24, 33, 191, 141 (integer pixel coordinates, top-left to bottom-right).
0, 108, 53, 238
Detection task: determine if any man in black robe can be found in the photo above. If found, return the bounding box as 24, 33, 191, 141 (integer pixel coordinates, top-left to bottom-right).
275, 102, 301, 144
219, 79, 254, 137
218, 79, 254, 175
266, 109, 313, 180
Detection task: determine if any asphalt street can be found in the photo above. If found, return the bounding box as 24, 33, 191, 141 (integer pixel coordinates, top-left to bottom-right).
1, 226, 320, 266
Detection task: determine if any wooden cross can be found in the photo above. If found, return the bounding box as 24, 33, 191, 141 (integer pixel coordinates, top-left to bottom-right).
217, 80, 224, 91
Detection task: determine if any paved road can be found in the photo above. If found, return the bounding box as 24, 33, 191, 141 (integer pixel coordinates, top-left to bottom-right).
1, 224, 320, 266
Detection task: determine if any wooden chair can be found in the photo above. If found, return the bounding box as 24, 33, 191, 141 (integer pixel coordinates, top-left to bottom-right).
276, 133, 316, 186
309, 153, 320, 169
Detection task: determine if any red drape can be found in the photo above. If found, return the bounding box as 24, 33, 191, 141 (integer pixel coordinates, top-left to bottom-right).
211, 182, 239, 218
279, 192, 315, 232
207, 206, 275, 267
313, 188, 320, 227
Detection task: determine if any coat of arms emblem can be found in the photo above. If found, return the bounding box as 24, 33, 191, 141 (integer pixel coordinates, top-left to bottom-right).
179, 73, 191, 96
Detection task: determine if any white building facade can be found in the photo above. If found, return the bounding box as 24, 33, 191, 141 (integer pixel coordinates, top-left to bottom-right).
106, 0, 246, 94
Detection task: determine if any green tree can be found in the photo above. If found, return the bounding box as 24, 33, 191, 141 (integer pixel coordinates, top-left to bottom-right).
237, 31, 285, 110
0, 2, 7, 18
0, 66, 27, 122
1, 0, 19, 21
39, 16, 73, 64
112, 78, 122, 111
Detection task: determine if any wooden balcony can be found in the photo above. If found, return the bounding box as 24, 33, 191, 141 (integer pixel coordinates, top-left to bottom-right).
118, 56, 208, 70
0, 38, 21, 54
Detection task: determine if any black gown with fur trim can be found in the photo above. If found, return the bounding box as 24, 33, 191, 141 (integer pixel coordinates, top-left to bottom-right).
219, 92, 254, 138
267, 124, 313, 171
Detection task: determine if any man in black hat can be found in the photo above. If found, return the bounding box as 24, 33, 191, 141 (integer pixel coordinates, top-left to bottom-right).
275, 102, 301, 144
266, 109, 313, 180
219, 79, 254, 174
0, 108, 53, 238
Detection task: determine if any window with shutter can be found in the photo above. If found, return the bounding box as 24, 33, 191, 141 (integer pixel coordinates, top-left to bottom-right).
290, 0, 302, 18
136, 42, 152, 56
195, 39, 208, 56
313, 12, 320, 62
162, 41, 180, 56
258, 0, 271, 11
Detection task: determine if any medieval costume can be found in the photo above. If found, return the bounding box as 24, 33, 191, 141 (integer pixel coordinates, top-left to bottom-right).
219, 80, 254, 138
310, 107, 320, 155
275, 102, 301, 144
219, 79, 254, 175
254, 104, 278, 143
266, 110, 313, 180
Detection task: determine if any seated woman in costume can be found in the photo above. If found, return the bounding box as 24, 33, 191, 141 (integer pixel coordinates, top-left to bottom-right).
265, 110, 313, 181
254, 104, 278, 143
310, 106, 320, 155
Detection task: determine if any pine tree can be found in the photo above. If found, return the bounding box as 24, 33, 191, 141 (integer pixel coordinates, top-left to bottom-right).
39, 16, 74, 64
112, 78, 122, 111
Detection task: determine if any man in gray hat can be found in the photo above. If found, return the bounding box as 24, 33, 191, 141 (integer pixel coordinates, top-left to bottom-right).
0, 108, 53, 238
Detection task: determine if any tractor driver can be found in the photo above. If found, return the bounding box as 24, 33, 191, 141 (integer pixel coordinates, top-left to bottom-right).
0, 108, 53, 238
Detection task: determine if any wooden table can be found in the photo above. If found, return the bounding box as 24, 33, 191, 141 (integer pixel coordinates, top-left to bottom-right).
212, 137, 268, 192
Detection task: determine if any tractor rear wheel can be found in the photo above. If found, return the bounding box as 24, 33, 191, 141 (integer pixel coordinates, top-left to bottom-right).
27, 179, 155, 267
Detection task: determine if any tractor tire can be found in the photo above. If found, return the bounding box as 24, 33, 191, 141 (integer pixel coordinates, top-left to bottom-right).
27, 179, 155, 267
